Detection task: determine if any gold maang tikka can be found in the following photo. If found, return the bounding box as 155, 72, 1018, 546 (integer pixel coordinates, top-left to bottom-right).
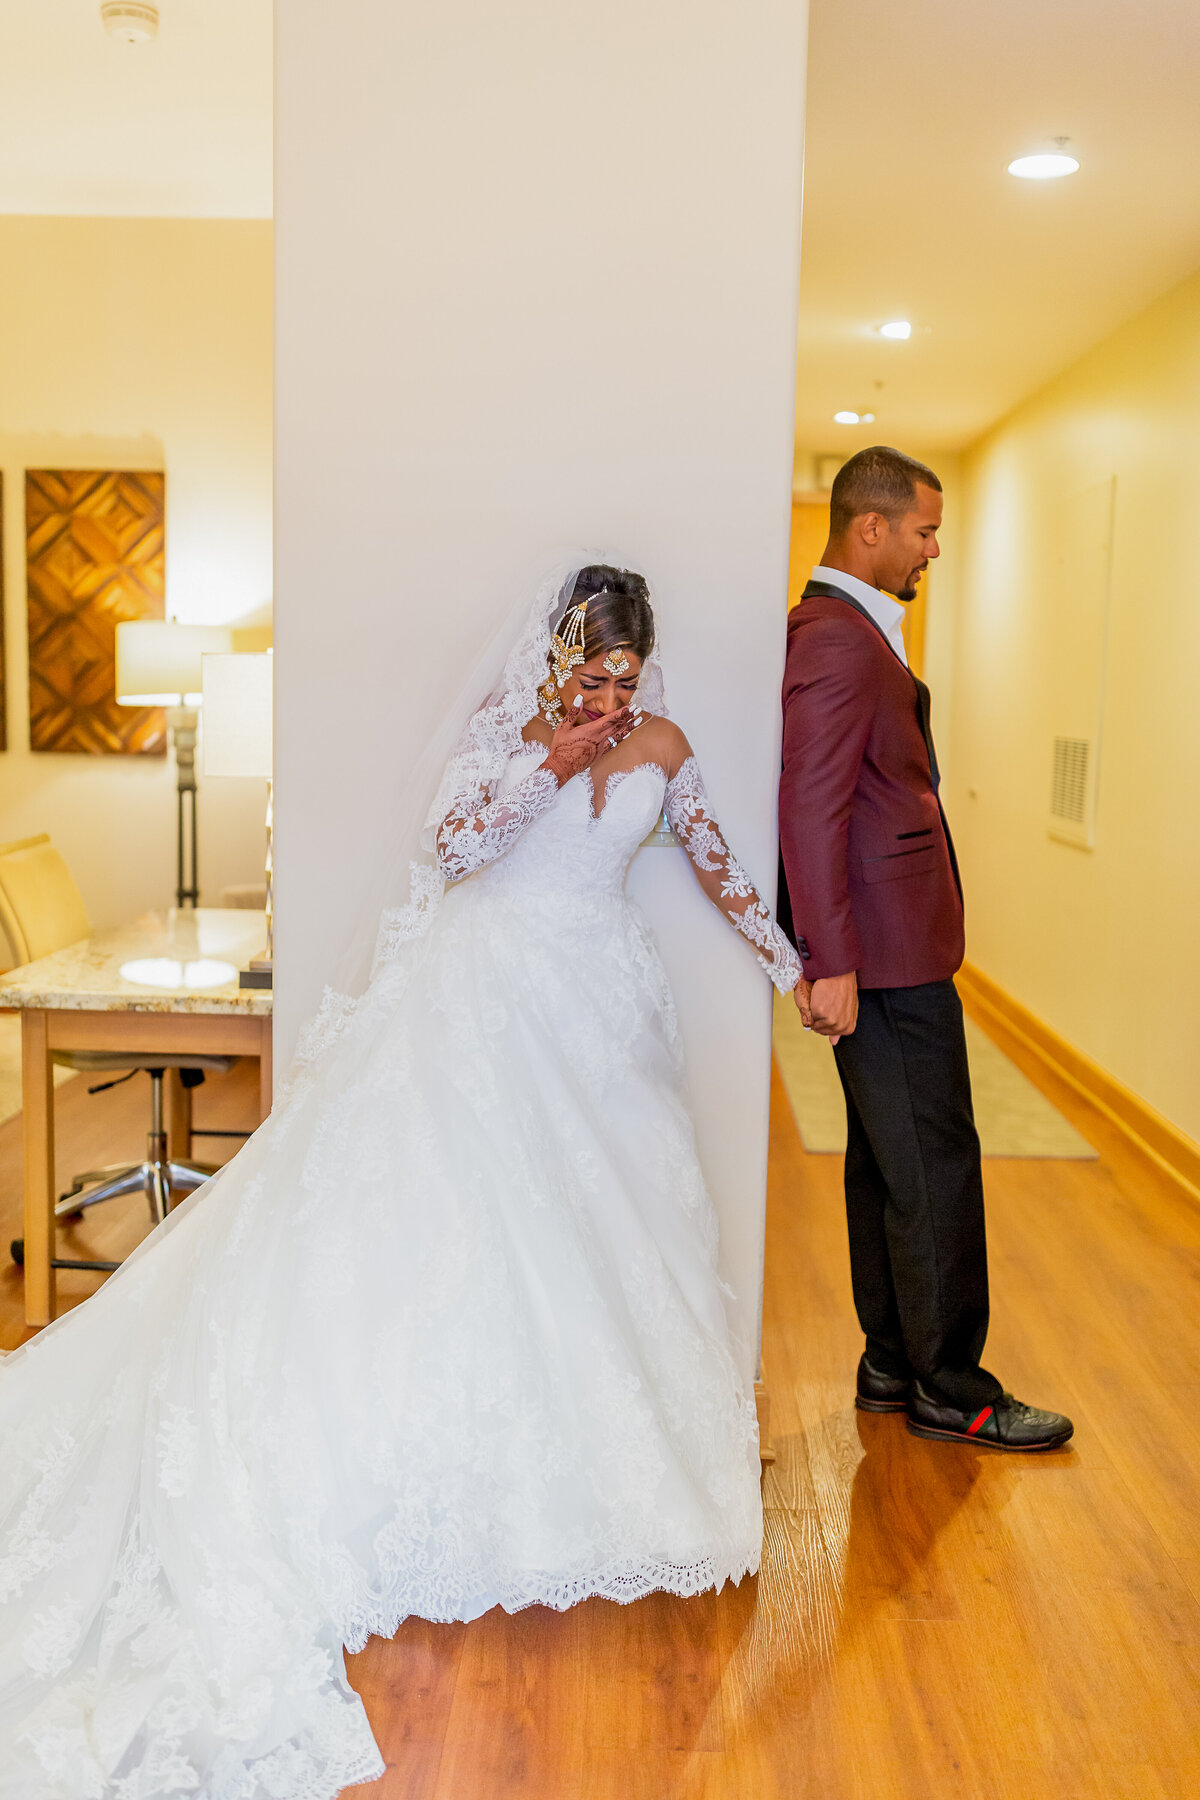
603, 646, 631, 677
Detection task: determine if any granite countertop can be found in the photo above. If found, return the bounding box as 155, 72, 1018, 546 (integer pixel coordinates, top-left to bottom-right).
0, 909, 272, 1016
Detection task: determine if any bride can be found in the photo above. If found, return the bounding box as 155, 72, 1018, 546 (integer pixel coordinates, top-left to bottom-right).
0, 563, 802, 1799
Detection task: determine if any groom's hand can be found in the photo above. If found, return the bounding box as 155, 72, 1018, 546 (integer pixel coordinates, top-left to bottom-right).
809, 971, 858, 1043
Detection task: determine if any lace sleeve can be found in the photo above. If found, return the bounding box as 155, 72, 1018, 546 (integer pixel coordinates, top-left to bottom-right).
435, 765, 560, 881
664, 756, 802, 994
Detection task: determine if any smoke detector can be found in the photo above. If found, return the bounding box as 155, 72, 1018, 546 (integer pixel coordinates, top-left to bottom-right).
101, 2, 159, 42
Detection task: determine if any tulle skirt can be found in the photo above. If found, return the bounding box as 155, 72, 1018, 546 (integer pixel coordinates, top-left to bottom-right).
0, 872, 761, 1798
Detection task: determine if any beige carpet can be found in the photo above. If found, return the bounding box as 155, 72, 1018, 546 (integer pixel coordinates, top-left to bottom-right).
0, 1014, 76, 1127
773, 990, 1098, 1159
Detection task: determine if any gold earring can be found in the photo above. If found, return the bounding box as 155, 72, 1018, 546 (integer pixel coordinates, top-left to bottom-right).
539, 676, 564, 727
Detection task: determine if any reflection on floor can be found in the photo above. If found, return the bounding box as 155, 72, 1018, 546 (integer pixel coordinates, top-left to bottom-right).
773, 988, 1097, 1159
1, 1031, 1197, 1796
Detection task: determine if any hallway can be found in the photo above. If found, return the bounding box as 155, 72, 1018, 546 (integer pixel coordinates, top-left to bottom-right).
338, 1030, 1200, 1800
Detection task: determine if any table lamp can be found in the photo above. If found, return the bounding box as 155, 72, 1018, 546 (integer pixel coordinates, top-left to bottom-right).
115, 620, 234, 907
201, 651, 273, 989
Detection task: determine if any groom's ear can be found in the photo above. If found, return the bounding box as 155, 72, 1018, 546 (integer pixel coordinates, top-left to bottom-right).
857, 511, 889, 546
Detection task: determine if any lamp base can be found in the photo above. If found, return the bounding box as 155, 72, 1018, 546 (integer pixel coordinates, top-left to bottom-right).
238, 958, 273, 991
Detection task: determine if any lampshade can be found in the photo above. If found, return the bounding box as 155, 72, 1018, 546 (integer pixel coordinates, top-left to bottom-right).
201, 652, 273, 778
116, 620, 234, 706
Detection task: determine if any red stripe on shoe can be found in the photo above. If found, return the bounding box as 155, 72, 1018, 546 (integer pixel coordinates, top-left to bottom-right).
966, 1406, 994, 1437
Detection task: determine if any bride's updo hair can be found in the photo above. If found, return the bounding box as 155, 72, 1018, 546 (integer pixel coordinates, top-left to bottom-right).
566, 564, 654, 663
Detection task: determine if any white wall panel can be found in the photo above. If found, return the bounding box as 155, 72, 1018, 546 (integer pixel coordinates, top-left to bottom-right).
275, 0, 808, 1366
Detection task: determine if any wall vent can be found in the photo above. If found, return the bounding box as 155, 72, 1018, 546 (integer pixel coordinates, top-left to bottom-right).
1051, 736, 1089, 824
1049, 735, 1093, 847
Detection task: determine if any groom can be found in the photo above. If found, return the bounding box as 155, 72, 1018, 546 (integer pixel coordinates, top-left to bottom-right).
778, 446, 1072, 1451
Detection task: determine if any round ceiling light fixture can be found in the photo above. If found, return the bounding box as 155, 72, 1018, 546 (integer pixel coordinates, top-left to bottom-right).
878, 320, 912, 340
1008, 138, 1078, 180
834, 411, 875, 426
101, 1, 159, 42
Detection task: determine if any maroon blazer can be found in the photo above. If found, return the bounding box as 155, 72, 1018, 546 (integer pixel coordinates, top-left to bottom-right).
778, 581, 964, 991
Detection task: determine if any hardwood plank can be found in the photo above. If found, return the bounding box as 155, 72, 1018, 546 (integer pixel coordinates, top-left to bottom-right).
433, 1603, 586, 1800
574, 1590, 725, 1753
1172, 1556, 1200, 1610
572, 1747, 730, 1800
345, 1619, 467, 1758
332, 1746, 447, 1800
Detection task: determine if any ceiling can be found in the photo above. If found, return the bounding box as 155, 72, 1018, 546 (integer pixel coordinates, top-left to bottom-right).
1, 0, 1196, 459
795, 0, 1200, 458
0, 0, 271, 217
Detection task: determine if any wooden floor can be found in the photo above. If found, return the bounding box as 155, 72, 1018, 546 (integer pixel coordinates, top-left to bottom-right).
2, 1035, 1198, 1796
0, 1056, 261, 1345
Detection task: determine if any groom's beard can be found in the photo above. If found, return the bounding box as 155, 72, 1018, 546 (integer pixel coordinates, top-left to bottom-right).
896, 566, 928, 603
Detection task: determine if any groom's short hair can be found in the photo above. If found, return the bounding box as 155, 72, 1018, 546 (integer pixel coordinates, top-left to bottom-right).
830, 446, 942, 536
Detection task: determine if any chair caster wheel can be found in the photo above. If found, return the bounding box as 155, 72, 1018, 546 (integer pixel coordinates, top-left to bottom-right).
10, 1239, 24, 1266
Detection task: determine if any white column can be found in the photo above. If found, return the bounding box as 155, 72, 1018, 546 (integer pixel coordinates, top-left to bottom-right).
275, 0, 808, 1367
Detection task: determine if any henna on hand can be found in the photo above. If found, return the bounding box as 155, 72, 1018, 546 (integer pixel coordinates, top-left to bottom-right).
544, 708, 636, 784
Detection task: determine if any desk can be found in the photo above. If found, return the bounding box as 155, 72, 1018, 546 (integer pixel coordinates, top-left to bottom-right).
0, 908, 272, 1327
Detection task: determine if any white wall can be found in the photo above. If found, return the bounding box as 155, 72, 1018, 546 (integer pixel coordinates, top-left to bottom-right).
0, 217, 273, 935
275, 0, 809, 1364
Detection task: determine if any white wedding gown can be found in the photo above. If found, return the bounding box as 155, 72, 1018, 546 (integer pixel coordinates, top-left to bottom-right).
0, 746, 799, 1800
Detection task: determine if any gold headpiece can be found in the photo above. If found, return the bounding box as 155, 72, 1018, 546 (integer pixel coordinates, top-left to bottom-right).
603, 646, 631, 677
550, 599, 589, 689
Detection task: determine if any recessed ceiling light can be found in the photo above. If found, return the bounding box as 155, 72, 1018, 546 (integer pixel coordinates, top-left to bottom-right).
834, 411, 860, 425
878, 320, 912, 340
1008, 148, 1079, 180
101, 1, 159, 41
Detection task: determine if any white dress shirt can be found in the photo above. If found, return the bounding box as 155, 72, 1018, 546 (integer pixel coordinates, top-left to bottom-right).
811, 564, 909, 668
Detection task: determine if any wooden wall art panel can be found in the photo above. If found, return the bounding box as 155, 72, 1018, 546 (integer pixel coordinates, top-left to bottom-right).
26, 469, 166, 756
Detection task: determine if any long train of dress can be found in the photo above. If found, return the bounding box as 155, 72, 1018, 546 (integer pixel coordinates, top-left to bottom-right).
0, 755, 763, 1799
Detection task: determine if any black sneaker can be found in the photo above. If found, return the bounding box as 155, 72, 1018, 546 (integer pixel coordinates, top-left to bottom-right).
906, 1379, 1073, 1451
855, 1353, 910, 1414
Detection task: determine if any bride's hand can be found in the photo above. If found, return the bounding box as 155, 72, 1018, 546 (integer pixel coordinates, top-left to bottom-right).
544, 705, 639, 784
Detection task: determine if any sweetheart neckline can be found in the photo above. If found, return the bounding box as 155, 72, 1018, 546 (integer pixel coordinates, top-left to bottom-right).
509, 744, 668, 822
581, 761, 668, 823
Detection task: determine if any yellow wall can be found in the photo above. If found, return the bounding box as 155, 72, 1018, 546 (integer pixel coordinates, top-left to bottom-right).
0, 216, 273, 940
788, 499, 830, 607
947, 265, 1200, 1139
